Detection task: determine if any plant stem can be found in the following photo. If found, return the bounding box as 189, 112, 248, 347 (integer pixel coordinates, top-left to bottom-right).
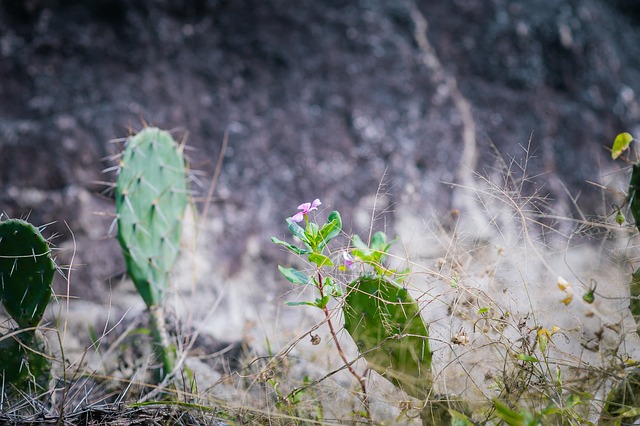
148, 305, 175, 384
317, 271, 371, 419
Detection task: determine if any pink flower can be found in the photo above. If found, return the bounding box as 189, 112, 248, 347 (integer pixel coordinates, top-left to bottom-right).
342, 251, 355, 270
291, 199, 321, 222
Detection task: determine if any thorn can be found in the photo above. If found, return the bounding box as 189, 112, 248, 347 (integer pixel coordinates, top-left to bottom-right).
102, 164, 122, 174
10, 258, 17, 277
398, 298, 408, 319
160, 234, 178, 255
152, 201, 169, 225
91, 180, 117, 188
124, 194, 136, 217
108, 136, 128, 144
132, 222, 151, 238
108, 216, 119, 237
20, 286, 29, 304
141, 177, 160, 195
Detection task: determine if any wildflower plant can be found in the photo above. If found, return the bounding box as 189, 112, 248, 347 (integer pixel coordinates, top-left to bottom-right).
271, 199, 433, 420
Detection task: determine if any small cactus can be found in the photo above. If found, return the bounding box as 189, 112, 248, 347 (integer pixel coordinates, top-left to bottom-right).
343, 276, 432, 400
0, 218, 54, 394
0, 331, 51, 394
115, 127, 188, 381
116, 127, 188, 308
0, 219, 55, 329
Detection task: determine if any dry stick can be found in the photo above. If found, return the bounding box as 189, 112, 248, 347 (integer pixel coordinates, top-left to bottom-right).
199, 130, 228, 231
317, 271, 371, 420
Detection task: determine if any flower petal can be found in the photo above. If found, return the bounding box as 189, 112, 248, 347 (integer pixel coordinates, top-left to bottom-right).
342, 251, 355, 269
291, 212, 305, 222
297, 202, 312, 212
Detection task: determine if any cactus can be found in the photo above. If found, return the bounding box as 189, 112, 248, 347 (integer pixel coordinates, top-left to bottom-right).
0, 219, 55, 328
631, 267, 640, 337
343, 276, 432, 400
0, 331, 51, 394
0, 218, 54, 394
115, 127, 188, 381
628, 164, 640, 233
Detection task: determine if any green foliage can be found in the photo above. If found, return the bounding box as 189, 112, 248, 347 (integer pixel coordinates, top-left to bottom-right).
0, 219, 55, 329
116, 127, 188, 308
600, 367, 640, 425
493, 394, 582, 426
420, 395, 473, 426
343, 275, 432, 400
272, 207, 343, 307
115, 127, 189, 381
612, 132, 633, 159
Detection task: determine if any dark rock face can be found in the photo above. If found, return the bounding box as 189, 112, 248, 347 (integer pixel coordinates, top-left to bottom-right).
1, 0, 638, 298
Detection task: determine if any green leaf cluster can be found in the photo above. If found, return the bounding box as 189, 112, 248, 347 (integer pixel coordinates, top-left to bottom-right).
271, 210, 343, 308
493, 394, 582, 426
351, 231, 407, 278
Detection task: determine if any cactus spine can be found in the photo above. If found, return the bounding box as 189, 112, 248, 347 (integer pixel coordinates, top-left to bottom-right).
343, 276, 432, 400
115, 127, 188, 381
0, 218, 54, 393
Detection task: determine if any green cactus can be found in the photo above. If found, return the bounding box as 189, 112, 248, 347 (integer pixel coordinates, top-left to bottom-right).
343, 276, 432, 400
632, 268, 640, 336
0, 219, 54, 329
0, 331, 51, 394
0, 218, 54, 394
115, 127, 188, 381
628, 164, 640, 233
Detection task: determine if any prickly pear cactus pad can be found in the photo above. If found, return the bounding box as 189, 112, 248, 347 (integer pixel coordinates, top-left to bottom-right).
115, 127, 188, 307
0, 219, 55, 329
343, 276, 432, 400
628, 164, 640, 233
0, 331, 51, 393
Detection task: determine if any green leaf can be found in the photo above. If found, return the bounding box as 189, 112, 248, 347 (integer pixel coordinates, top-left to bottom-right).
477, 307, 490, 315
271, 237, 309, 255
370, 231, 387, 249
277, 265, 311, 285
319, 211, 342, 244
285, 300, 317, 307
351, 234, 370, 251
612, 132, 633, 159
309, 252, 334, 267
449, 410, 474, 426
315, 295, 330, 309
493, 399, 526, 426
516, 353, 538, 363
286, 218, 308, 243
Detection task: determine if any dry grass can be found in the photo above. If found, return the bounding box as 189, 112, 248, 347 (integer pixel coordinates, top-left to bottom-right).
2, 146, 640, 425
